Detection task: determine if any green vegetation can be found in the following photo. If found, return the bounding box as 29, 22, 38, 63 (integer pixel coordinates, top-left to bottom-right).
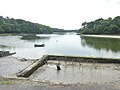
80, 16, 120, 35
0, 79, 16, 84
0, 44, 9, 48
21, 34, 41, 40
0, 16, 57, 34
21, 34, 49, 40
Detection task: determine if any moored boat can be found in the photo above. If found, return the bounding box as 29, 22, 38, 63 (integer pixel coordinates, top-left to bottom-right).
34, 44, 45, 47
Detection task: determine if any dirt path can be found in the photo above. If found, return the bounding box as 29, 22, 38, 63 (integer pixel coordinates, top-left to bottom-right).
0, 83, 120, 90
0, 77, 120, 90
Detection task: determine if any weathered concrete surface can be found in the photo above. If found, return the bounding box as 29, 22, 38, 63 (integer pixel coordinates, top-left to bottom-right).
16, 55, 48, 78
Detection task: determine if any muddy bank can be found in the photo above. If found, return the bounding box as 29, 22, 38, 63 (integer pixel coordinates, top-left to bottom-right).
0, 56, 32, 77
29, 61, 120, 85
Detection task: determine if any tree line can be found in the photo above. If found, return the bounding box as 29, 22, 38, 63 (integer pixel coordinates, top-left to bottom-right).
80, 16, 120, 35
0, 16, 63, 34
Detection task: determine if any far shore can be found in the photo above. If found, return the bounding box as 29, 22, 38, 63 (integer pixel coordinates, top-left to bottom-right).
81, 34, 120, 39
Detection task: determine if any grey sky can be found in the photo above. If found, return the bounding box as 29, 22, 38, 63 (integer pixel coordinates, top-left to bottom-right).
0, 0, 120, 29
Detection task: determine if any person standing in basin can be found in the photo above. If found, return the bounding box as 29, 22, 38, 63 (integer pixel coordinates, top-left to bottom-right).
56, 64, 61, 70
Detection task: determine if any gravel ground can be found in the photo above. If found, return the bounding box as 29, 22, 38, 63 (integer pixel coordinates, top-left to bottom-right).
0, 56, 33, 77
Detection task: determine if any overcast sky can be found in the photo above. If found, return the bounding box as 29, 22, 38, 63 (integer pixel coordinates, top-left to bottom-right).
0, 0, 120, 30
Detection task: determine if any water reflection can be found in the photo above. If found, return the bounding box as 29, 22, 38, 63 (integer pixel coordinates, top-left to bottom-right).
81, 36, 120, 52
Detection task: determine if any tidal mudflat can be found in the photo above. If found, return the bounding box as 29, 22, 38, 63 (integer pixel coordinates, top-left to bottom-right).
29, 60, 120, 85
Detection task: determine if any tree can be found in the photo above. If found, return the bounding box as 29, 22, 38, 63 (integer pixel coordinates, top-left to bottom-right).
0, 16, 64, 34
80, 16, 120, 35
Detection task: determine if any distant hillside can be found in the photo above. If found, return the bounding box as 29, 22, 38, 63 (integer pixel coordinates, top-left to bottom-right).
52, 28, 78, 32
80, 16, 120, 35
51, 28, 65, 32
0, 16, 64, 34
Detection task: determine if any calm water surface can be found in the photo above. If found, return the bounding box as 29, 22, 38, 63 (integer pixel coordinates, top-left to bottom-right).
0, 32, 120, 59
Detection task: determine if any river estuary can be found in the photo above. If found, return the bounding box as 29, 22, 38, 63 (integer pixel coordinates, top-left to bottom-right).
0, 32, 120, 59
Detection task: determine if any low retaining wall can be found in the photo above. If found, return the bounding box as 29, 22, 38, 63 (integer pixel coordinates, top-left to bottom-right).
47, 55, 120, 63
16, 55, 120, 78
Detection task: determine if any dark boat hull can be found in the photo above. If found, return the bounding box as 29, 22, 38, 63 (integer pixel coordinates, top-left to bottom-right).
34, 44, 45, 47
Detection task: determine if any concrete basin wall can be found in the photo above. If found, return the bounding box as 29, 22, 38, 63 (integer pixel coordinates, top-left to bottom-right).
47, 55, 120, 63
17, 55, 120, 78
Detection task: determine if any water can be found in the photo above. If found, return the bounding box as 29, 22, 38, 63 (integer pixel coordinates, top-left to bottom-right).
0, 32, 120, 59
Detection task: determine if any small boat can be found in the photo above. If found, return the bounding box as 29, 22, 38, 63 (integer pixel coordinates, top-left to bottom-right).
34, 44, 45, 47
